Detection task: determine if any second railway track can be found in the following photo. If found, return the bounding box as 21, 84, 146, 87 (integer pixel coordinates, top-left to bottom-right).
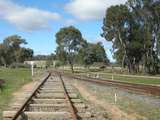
63, 73, 160, 96
3, 72, 102, 120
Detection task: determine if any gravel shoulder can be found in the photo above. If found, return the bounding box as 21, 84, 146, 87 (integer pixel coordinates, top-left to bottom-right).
70, 77, 160, 120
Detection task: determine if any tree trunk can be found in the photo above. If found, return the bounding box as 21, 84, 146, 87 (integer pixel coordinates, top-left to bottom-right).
69, 60, 74, 73
70, 63, 74, 73
121, 53, 126, 73
118, 31, 129, 72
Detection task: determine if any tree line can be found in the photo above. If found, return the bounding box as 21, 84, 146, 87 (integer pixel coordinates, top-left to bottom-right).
55, 0, 160, 74
1, 0, 159, 74
101, 0, 160, 74
0, 35, 33, 67
55, 26, 109, 73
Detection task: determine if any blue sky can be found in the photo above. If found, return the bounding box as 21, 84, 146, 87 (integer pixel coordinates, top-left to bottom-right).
0, 0, 127, 62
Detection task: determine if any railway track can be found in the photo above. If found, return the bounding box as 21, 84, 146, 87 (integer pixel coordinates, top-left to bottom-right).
63, 73, 160, 96
3, 72, 99, 120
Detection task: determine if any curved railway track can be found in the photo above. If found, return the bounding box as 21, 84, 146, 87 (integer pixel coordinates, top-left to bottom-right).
64, 73, 160, 96
3, 72, 96, 120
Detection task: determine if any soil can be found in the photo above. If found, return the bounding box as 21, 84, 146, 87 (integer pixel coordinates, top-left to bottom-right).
73, 81, 147, 120
13, 81, 38, 98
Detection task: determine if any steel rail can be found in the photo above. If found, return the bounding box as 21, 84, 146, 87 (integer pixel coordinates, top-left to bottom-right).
59, 74, 78, 120
12, 72, 51, 120
63, 73, 160, 96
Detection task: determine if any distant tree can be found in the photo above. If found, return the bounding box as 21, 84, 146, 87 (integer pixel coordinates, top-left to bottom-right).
0, 44, 6, 66
0, 35, 33, 66
74, 39, 88, 64
102, 0, 160, 74
55, 46, 67, 65
127, 0, 160, 73
102, 5, 131, 72
46, 53, 56, 67
83, 42, 109, 68
18, 48, 34, 62
3, 35, 27, 49
55, 26, 83, 73
3, 35, 27, 63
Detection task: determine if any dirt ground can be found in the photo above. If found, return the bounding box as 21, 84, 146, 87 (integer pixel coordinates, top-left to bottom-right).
72, 81, 147, 120
8, 74, 148, 120
12, 71, 45, 100
13, 81, 37, 97
9, 72, 45, 107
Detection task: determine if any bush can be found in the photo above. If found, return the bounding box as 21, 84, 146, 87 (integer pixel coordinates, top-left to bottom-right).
10, 63, 30, 68
55, 61, 64, 68
0, 79, 5, 91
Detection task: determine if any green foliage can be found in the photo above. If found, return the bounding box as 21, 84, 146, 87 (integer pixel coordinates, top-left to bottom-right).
55, 26, 83, 73
0, 35, 34, 66
9, 63, 30, 68
102, 0, 160, 74
46, 54, 56, 67
0, 79, 5, 91
0, 68, 32, 119
17, 48, 33, 62
55, 46, 67, 65
55, 27, 110, 69
83, 42, 109, 67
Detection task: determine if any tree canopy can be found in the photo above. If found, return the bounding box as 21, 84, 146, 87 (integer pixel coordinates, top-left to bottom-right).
55, 26, 83, 73
0, 35, 33, 66
102, 0, 160, 74
55, 26, 110, 71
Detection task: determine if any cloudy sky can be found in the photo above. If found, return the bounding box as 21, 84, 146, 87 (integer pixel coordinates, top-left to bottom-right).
0, 0, 127, 61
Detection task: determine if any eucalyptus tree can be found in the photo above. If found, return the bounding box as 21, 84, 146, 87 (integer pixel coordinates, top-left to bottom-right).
83, 42, 109, 68
102, 0, 160, 73
101, 5, 133, 72
3, 35, 27, 63
55, 46, 67, 65
0, 35, 33, 66
127, 0, 160, 73
55, 26, 83, 73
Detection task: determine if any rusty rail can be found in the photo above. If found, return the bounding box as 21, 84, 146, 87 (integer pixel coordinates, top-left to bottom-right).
59, 74, 78, 120
63, 72, 160, 96
12, 72, 51, 120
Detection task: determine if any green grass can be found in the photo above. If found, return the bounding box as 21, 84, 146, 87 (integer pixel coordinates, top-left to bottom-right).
78, 72, 160, 85
79, 81, 160, 120
0, 68, 32, 119
62, 68, 160, 85
101, 74, 160, 85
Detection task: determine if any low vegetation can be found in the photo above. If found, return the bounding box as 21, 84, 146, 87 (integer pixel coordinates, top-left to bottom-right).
62, 67, 160, 85
55, 26, 109, 73
0, 68, 32, 119
77, 81, 160, 120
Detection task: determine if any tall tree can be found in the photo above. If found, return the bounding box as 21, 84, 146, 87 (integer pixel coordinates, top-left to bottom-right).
0, 35, 33, 66
102, 1, 160, 74
55, 46, 67, 65
127, 0, 160, 73
3, 35, 27, 63
55, 26, 83, 73
83, 42, 109, 68
102, 5, 133, 72
17, 48, 33, 62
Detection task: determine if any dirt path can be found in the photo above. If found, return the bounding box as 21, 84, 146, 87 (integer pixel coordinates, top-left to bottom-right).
13, 81, 38, 98
12, 72, 44, 100
73, 81, 147, 120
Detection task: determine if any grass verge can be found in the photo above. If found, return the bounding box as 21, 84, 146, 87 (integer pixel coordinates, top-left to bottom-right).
0, 68, 32, 119
62, 69, 160, 85
77, 80, 160, 120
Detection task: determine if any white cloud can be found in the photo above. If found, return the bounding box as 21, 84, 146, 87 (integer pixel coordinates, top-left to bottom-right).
0, 0, 61, 32
64, 19, 77, 26
65, 0, 127, 20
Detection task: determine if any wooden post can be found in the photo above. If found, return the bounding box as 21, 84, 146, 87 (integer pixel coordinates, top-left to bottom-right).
30, 61, 34, 77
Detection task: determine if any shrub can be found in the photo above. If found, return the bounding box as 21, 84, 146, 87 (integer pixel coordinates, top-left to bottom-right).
10, 63, 30, 68
0, 79, 5, 91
